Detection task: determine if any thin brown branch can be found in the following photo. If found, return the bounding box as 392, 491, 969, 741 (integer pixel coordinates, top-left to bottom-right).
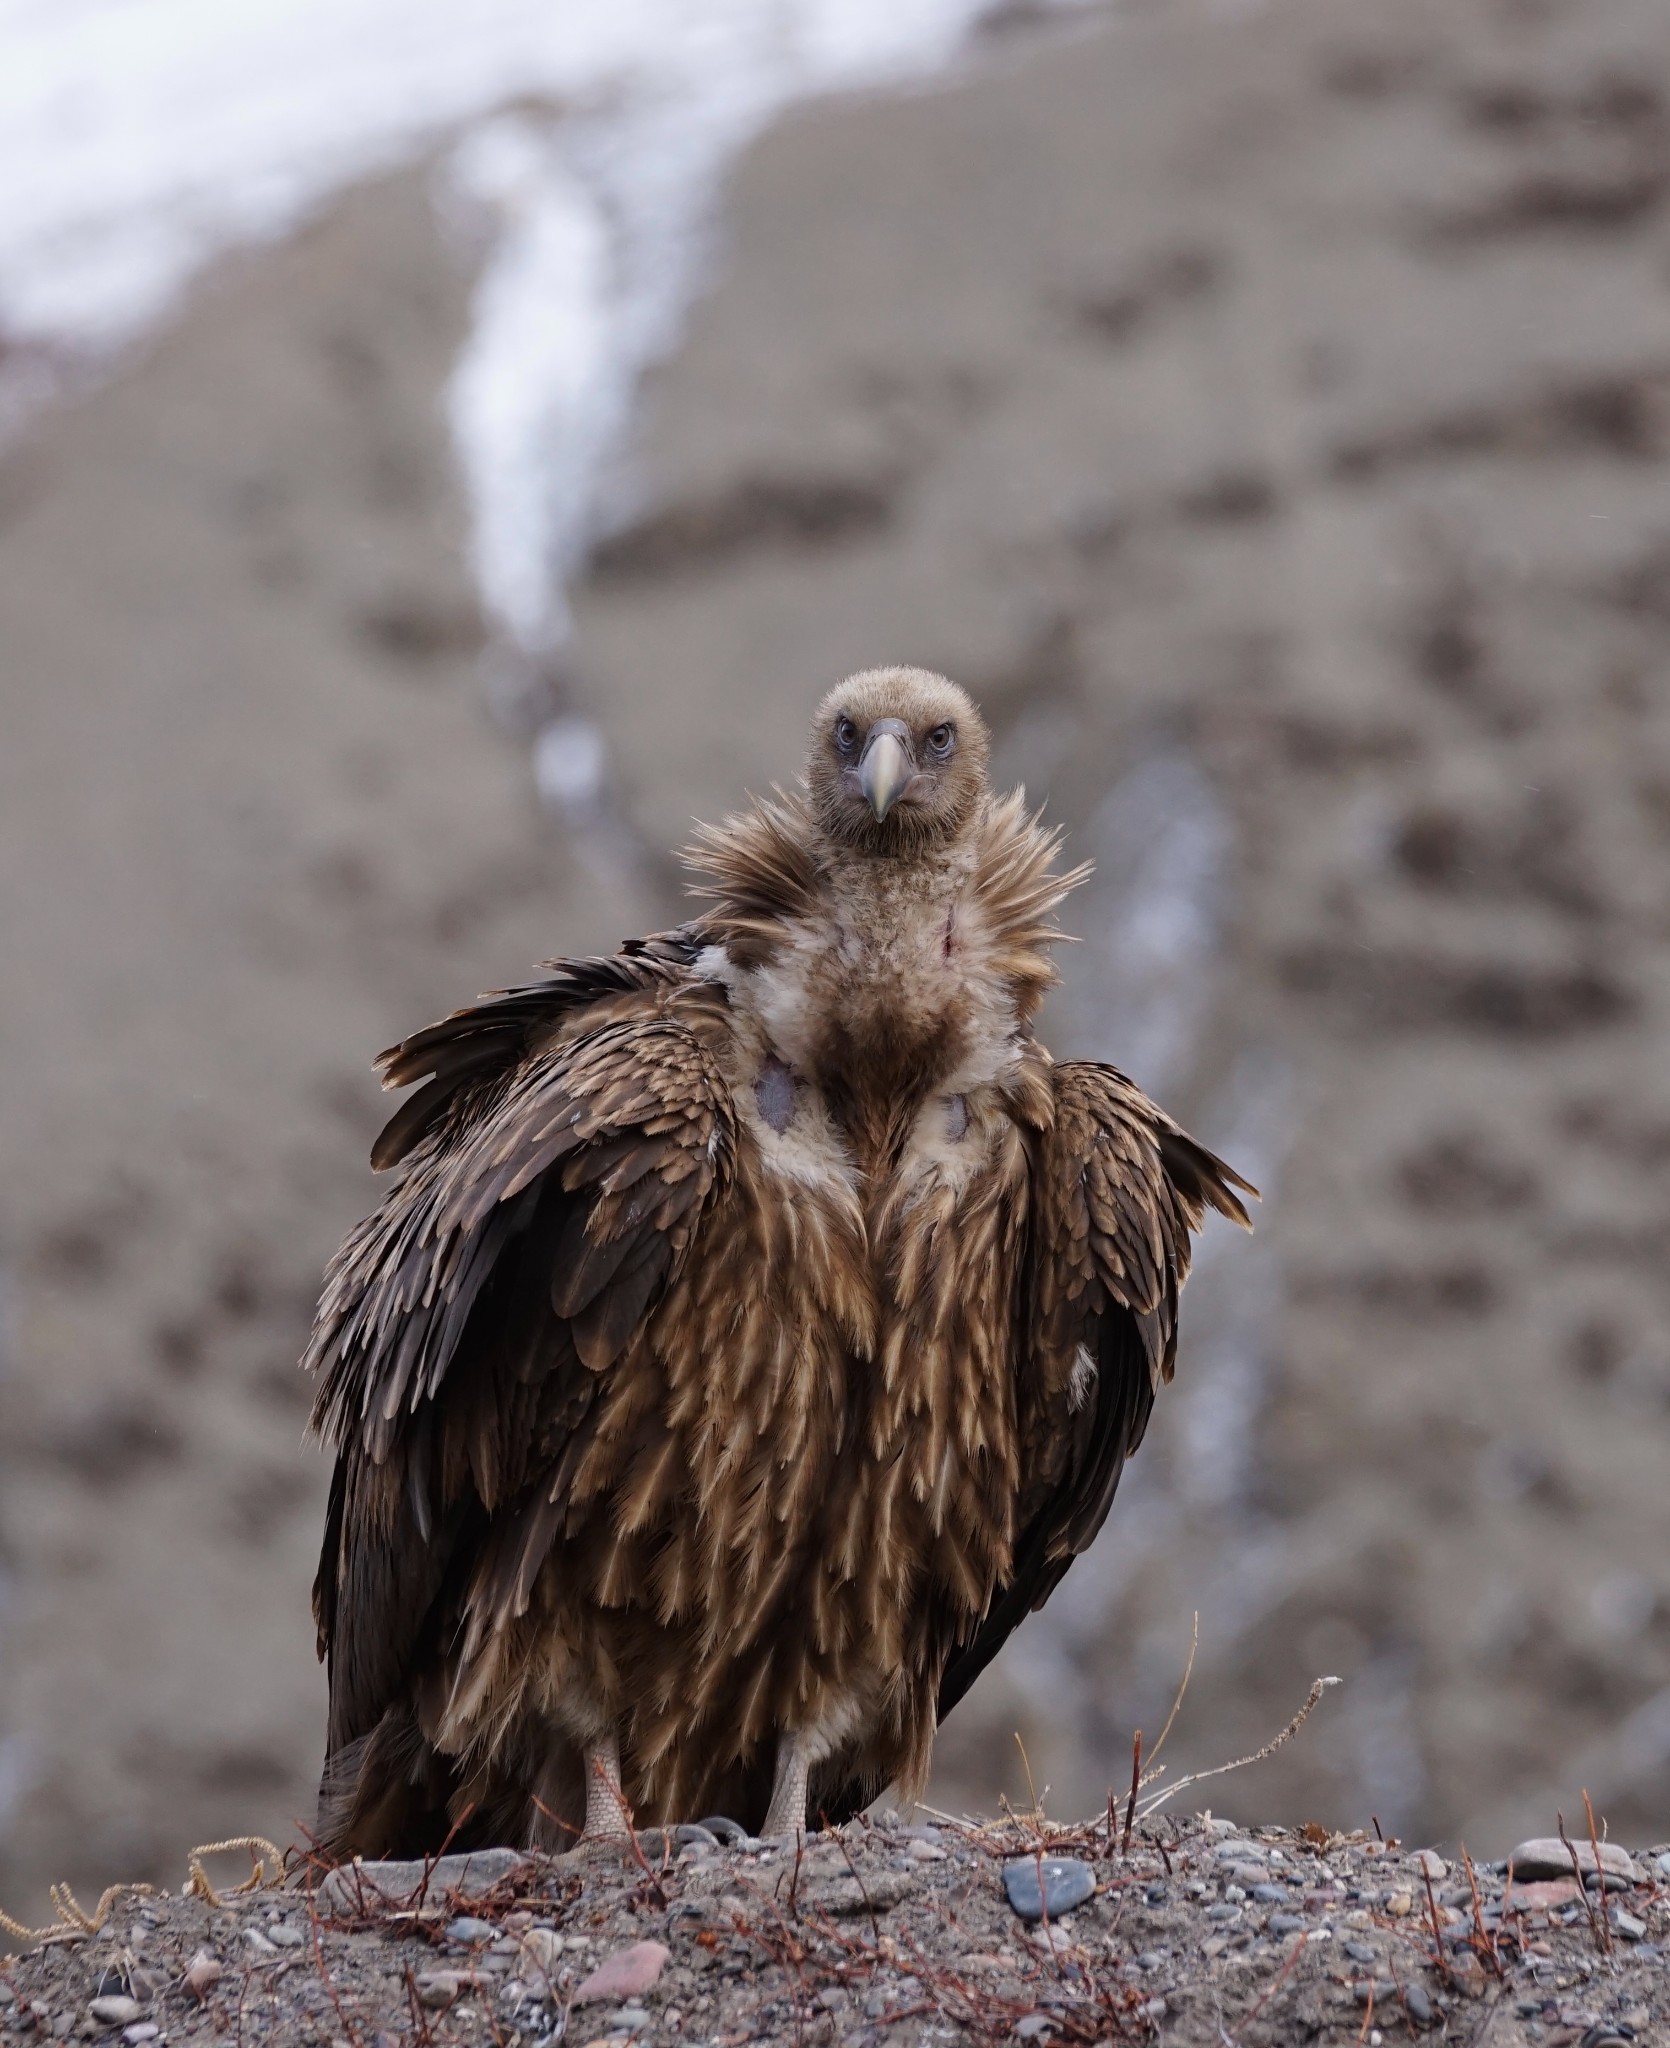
1136, 1675, 1341, 1820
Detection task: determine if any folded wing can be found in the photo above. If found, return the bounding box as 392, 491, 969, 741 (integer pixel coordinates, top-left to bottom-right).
937, 1062, 1255, 1718
306, 935, 735, 1763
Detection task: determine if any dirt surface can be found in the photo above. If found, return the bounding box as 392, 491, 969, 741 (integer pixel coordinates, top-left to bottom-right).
4, 0, 1670, 1933
5, 1813, 1670, 2048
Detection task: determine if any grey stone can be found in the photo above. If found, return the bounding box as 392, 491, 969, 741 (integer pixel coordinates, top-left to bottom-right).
1212, 1840, 1267, 1863
1268, 1914, 1305, 1936
1143, 1885, 1167, 1906
693, 1816, 750, 1847
1611, 1908, 1648, 1941
1342, 1941, 1377, 1964
672, 1824, 723, 1854
1224, 1863, 1267, 1888
613, 2007, 651, 2031
446, 1917, 497, 1944
1404, 1983, 1433, 2026
317, 1847, 531, 1914
1002, 1856, 1096, 1922
87, 1999, 142, 2029
1507, 1838, 1641, 1884
1250, 1884, 1288, 1904
1204, 1903, 1241, 1923
121, 2028, 159, 2046
265, 1923, 305, 1948
803, 1871, 914, 1917
1412, 1850, 1446, 1881
1013, 2019, 1054, 2041
1656, 1852, 1670, 1880
414, 1970, 468, 2010
1134, 1951, 1164, 1970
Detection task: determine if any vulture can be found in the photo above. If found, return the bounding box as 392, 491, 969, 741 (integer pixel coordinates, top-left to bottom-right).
306, 667, 1254, 1857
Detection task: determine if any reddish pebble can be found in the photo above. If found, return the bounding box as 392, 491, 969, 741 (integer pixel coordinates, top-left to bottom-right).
574, 1940, 670, 2005
182, 1952, 224, 2001
1503, 1879, 1583, 1912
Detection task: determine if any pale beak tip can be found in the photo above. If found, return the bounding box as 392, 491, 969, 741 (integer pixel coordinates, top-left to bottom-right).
859, 730, 911, 821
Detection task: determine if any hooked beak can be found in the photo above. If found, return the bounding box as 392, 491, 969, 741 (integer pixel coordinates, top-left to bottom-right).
858, 725, 913, 821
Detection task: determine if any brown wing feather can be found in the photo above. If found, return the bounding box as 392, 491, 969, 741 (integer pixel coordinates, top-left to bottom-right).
306, 946, 737, 1761
936, 1062, 1255, 1718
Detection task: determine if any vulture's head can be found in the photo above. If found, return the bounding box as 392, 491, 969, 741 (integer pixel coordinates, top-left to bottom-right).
806, 667, 991, 856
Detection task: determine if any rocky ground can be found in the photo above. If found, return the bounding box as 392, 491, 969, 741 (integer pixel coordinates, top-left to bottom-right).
4, 1809, 1670, 2048
4, 0, 1670, 1930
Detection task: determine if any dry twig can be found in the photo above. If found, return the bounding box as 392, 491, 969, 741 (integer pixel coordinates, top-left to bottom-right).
1134, 1675, 1341, 1823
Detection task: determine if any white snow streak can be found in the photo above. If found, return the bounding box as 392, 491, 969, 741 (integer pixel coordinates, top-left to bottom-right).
0, 0, 1081, 649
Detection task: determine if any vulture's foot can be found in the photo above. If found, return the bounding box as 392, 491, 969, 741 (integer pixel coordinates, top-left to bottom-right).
760, 1731, 811, 1842
577, 1729, 633, 1845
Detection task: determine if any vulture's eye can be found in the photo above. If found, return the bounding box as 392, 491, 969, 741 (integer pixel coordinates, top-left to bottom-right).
834, 716, 859, 755
925, 722, 956, 759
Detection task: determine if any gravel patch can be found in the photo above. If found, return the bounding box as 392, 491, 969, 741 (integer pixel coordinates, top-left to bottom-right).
4, 1816, 1668, 2045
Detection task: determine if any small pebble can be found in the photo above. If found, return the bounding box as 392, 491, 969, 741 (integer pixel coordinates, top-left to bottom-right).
242, 1928, 277, 1957
1001, 1856, 1095, 1922
573, 1941, 670, 2005
446, 1917, 497, 1944
1268, 1914, 1305, 1936
1385, 1891, 1414, 1918
182, 1951, 223, 2000
688, 1818, 745, 1851
1250, 1884, 1288, 1904
87, 1998, 142, 2028
518, 1928, 565, 1979
1504, 1879, 1584, 1912
1353, 1981, 1396, 2007
1508, 1837, 1640, 1884
1134, 1951, 1164, 1971
1213, 1840, 1267, 1863
1404, 1983, 1433, 2025
1611, 1908, 1648, 1941
1412, 1850, 1446, 1881
1204, 1903, 1241, 1923
414, 1971, 467, 2010
1144, 1885, 1167, 1906
906, 1838, 947, 1863
1342, 1941, 1377, 1964
613, 2006, 652, 2031
266, 1923, 305, 1948
121, 2028, 159, 2046
1656, 1852, 1670, 1880
1013, 2018, 1054, 2041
